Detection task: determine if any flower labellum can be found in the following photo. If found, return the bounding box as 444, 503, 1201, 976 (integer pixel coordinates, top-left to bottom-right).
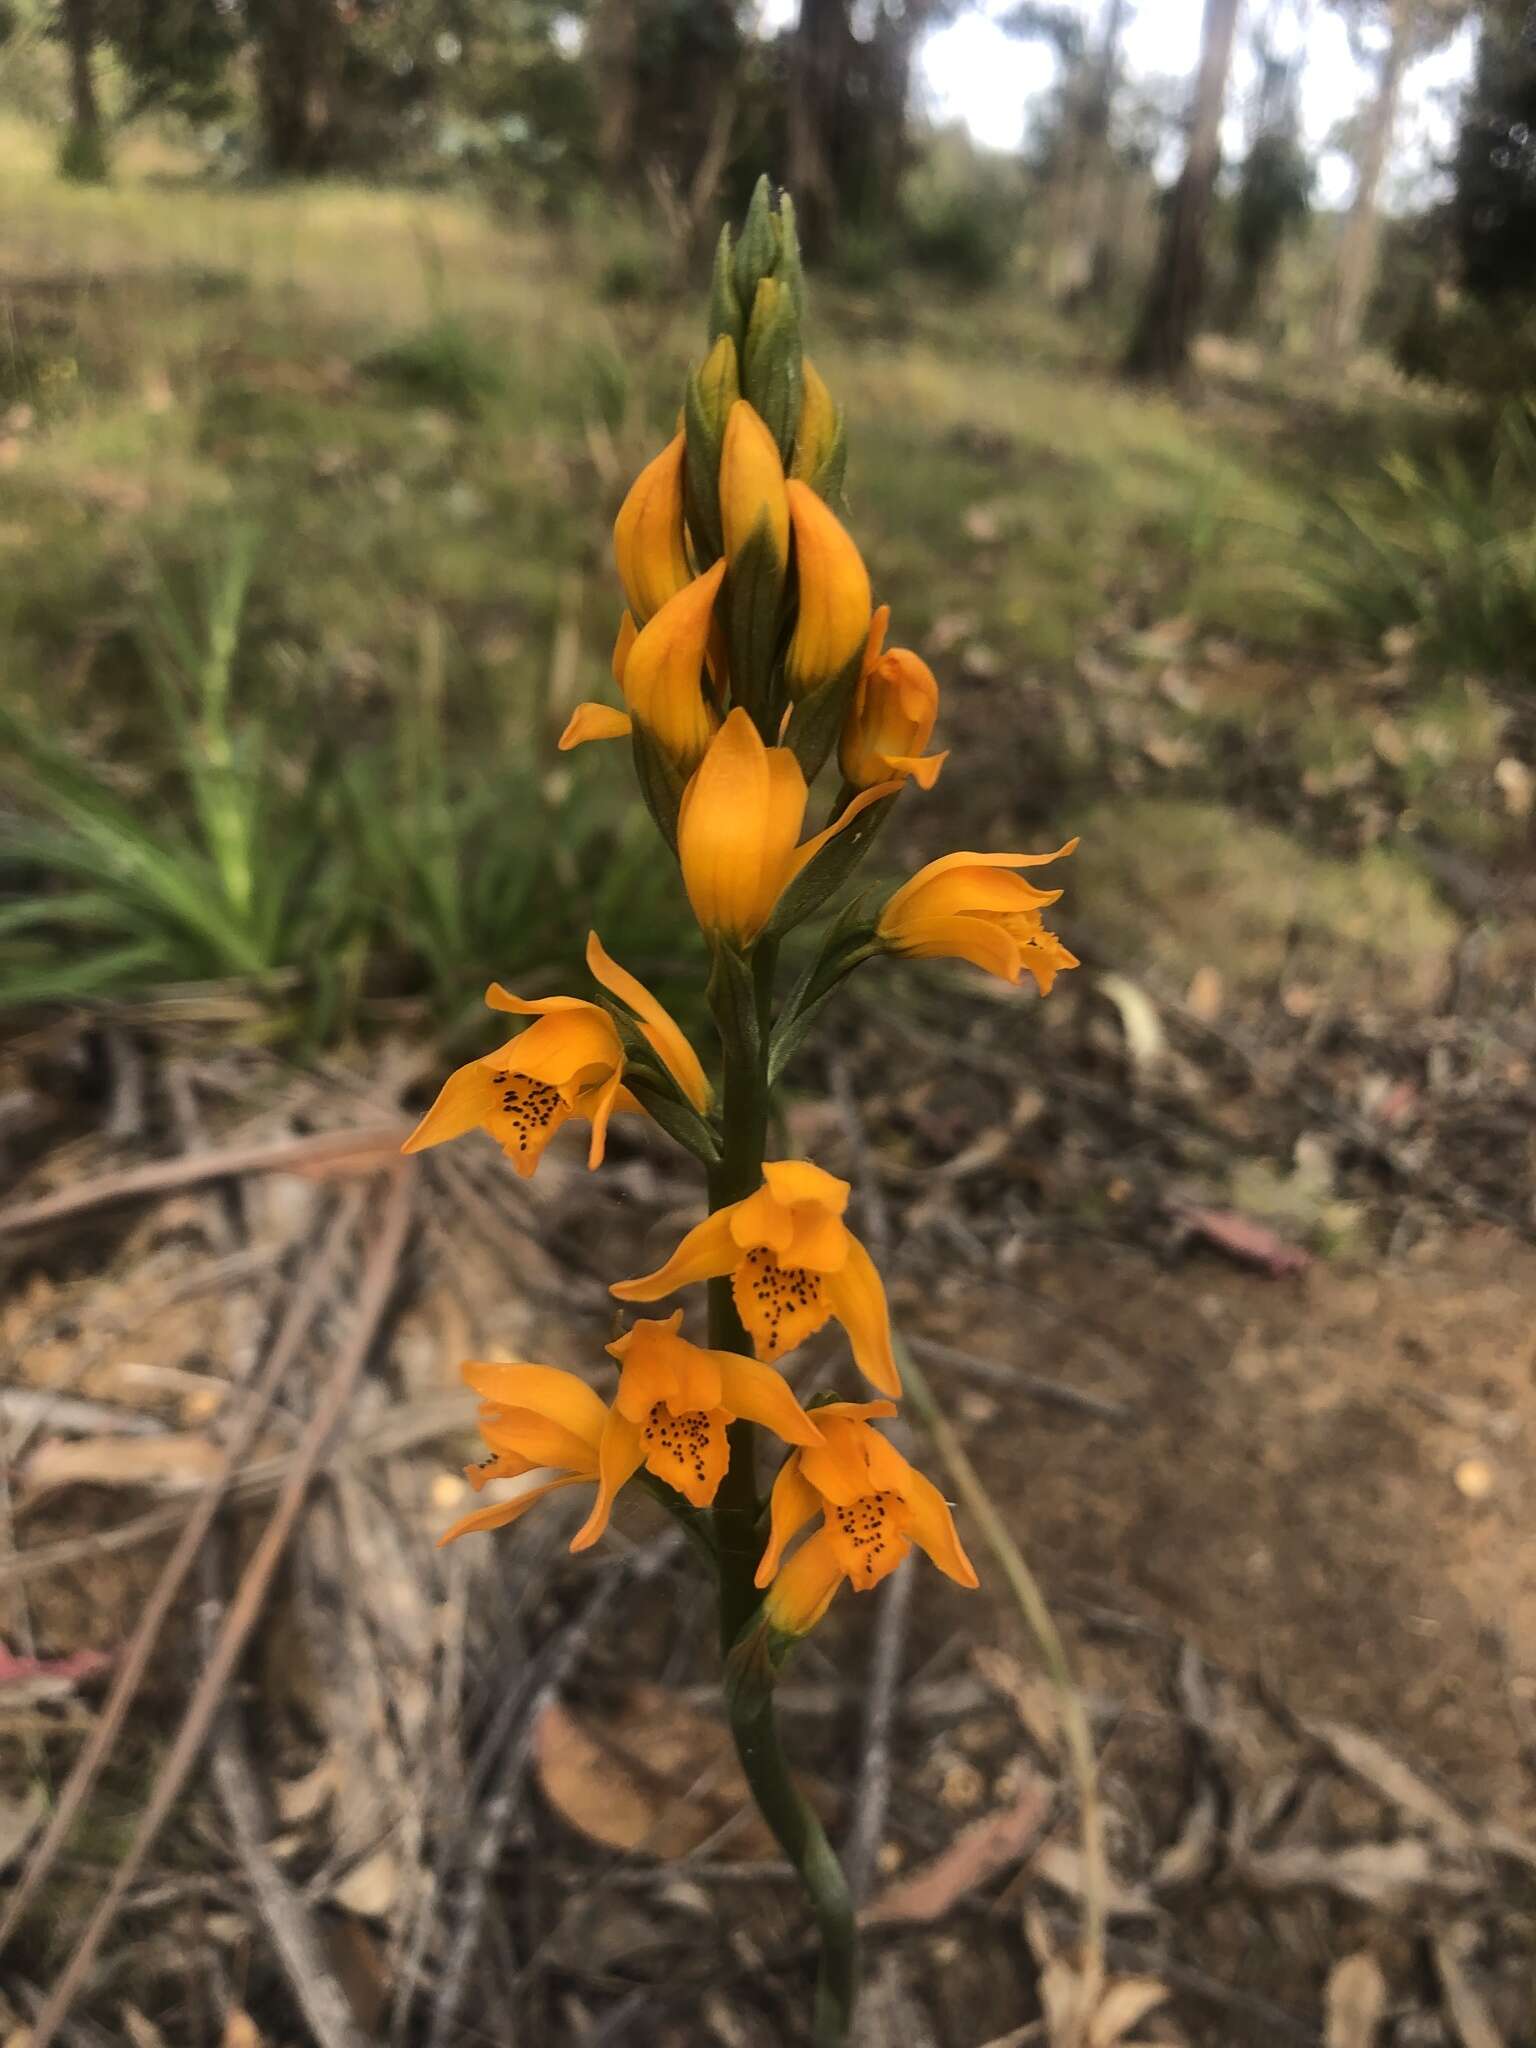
755, 1401, 978, 1634
612, 1159, 899, 1394
572, 1312, 822, 1548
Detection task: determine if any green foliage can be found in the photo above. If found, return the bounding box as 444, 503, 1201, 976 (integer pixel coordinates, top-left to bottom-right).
0, 529, 351, 1018
358, 317, 509, 417
337, 615, 703, 1032
898, 144, 1025, 294
0, 531, 702, 1037
1227, 129, 1312, 329
1315, 400, 1536, 681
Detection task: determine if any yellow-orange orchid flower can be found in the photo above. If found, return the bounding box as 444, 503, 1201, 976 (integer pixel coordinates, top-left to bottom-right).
785, 479, 871, 700
790, 357, 839, 486
839, 607, 948, 792
720, 399, 790, 571
438, 1360, 607, 1545
611, 1160, 898, 1394
555, 614, 639, 752
614, 432, 690, 626
877, 845, 1081, 994
618, 559, 725, 772
754, 1401, 979, 1633
559, 585, 728, 765
571, 1312, 823, 1548
402, 933, 707, 1175
676, 708, 896, 946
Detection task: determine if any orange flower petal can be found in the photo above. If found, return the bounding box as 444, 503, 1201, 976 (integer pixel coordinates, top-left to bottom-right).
717, 1352, 824, 1446
461, 1361, 608, 1450
822, 1234, 900, 1396
610, 1204, 741, 1301
558, 701, 633, 751
755, 1454, 822, 1585
570, 1408, 645, 1552
762, 1523, 845, 1636
586, 931, 712, 1112
437, 1471, 589, 1547
897, 1464, 980, 1588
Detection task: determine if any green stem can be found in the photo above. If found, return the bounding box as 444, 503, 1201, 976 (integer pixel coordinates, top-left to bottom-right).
709, 993, 770, 1648
708, 934, 860, 2042
728, 1685, 858, 2048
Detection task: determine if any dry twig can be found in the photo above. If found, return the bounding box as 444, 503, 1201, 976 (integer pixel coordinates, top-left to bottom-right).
0, 1124, 410, 1238
423, 1531, 685, 2048
24, 1169, 412, 2048
0, 1189, 365, 1953
201, 1540, 372, 2048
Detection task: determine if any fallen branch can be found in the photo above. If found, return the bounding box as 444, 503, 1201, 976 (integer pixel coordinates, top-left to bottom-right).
423, 1532, 684, 2048
0, 1124, 411, 1238
907, 1338, 1135, 1428
201, 1539, 372, 2048
24, 1169, 412, 2048
0, 1189, 364, 1954
897, 1335, 1109, 2004
0, 1392, 466, 1590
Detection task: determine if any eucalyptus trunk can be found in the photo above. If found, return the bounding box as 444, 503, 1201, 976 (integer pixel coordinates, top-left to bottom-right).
1123, 0, 1242, 380
1326, 0, 1410, 356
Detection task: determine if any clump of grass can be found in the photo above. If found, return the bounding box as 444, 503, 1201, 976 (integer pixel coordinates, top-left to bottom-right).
1316, 399, 1536, 682
1, 527, 701, 1041
0, 527, 352, 1020
339, 611, 703, 1035
358, 316, 509, 417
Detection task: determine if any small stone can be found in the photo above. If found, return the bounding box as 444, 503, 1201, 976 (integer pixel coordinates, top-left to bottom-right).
1453, 1457, 1494, 1501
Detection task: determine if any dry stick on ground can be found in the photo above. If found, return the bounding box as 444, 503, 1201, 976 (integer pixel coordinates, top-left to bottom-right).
906, 1338, 1135, 1428
424, 1531, 686, 2048
0, 1123, 411, 1238
200, 1537, 372, 2048
896, 1339, 1109, 1995
0, 1187, 365, 1956
830, 1053, 917, 1908
26, 1169, 412, 2048
0, 1393, 465, 1591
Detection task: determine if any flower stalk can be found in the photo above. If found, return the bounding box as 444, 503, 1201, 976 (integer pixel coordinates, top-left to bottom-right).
405, 175, 1081, 2045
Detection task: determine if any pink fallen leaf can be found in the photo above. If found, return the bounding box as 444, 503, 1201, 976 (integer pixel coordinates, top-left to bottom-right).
0, 1639, 111, 1699
1171, 1204, 1311, 1278
861, 1772, 1052, 1926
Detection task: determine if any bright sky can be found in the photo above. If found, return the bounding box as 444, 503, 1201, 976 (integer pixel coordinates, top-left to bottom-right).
919, 0, 1478, 208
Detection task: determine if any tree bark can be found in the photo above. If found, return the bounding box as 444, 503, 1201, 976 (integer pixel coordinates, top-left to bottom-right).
1123, 0, 1242, 380
253, 0, 343, 175
1326, 0, 1410, 355
591, 0, 639, 183
788, 0, 852, 254
1068, 0, 1131, 303
60, 0, 106, 175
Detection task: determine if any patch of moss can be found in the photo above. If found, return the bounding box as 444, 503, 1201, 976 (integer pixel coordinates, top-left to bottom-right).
1074, 797, 1461, 1011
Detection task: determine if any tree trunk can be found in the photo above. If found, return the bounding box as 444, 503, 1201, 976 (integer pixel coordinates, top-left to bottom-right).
1123, 0, 1242, 380
591, 0, 639, 183
1326, 0, 1410, 355
1064, 0, 1130, 303
788, 0, 852, 255
60, 0, 107, 179
253, 0, 343, 175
